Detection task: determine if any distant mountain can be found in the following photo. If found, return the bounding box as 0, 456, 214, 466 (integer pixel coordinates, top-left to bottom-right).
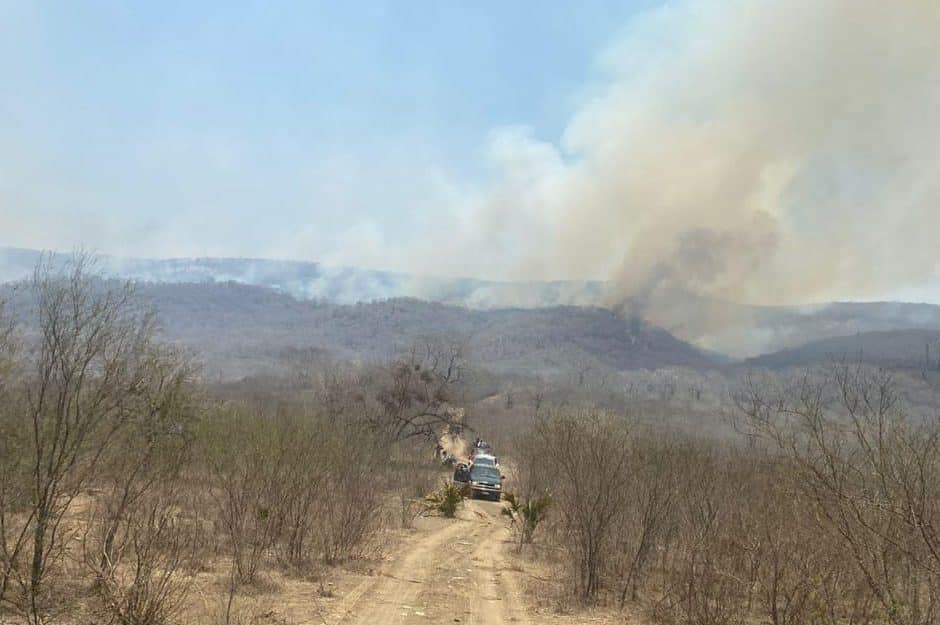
0, 276, 715, 379
747, 329, 940, 371
644, 289, 940, 357
0, 247, 605, 308
5, 247, 940, 359
755, 302, 940, 354
134, 281, 717, 379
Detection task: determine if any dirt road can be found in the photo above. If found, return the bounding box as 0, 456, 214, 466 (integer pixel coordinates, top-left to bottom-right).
334, 498, 532, 625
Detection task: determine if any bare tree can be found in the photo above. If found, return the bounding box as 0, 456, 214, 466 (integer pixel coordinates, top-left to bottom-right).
82, 346, 201, 625
314, 419, 386, 564
273, 419, 327, 567
90, 346, 199, 580
202, 409, 291, 586
84, 485, 201, 625
526, 410, 633, 602
0, 255, 169, 623
736, 364, 940, 625
372, 339, 469, 441
0, 293, 25, 610
614, 433, 678, 606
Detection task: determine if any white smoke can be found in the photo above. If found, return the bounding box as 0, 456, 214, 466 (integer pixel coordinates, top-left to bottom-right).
5, 0, 939, 357
414, 0, 940, 343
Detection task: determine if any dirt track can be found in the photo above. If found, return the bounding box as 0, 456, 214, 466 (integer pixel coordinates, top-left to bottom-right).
334, 498, 531, 625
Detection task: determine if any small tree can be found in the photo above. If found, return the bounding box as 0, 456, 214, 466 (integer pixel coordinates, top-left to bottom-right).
0, 254, 173, 623
315, 419, 386, 564
372, 339, 469, 441
526, 410, 633, 602
735, 364, 940, 625
84, 487, 200, 625
201, 409, 291, 585
84, 346, 201, 625
425, 482, 466, 519
501, 493, 551, 548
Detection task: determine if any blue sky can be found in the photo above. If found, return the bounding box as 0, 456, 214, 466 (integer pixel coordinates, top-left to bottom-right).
2, 1, 938, 305
0, 1, 653, 262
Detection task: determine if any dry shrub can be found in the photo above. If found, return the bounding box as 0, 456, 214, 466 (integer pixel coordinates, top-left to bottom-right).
200, 408, 388, 577
521, 410, 632, 602
272, 421, 325, 569
736, 364, 940, 625
387, 439, 439, 529
85, 490, 200, 625
510, 365, 940, 625
653, 448, 749, 625
201, 410, 290, 586
314, 419, 386, 564
0, 255, 198, 623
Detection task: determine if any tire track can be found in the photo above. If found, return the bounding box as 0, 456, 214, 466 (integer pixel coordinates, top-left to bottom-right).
463, 498, 531, 625
335, 498, 532, 625
335, 518, 469, 625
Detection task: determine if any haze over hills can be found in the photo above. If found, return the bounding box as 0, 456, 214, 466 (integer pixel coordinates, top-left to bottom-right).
646, 289, 940, 358
4, 247, 940, 368
142, 284, 940, 377
0, 247, 605, 309
0, 278, 716, 379
747, 329, 940, 372
123, 282, 720, 379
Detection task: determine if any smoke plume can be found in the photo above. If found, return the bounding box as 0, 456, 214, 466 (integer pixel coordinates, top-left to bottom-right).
428, 0, 940, 350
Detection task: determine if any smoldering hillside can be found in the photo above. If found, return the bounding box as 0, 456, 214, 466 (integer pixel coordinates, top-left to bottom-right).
106, 281, 719, 380
126, 284, 940, 377
5, 247, 940, 364
398, 1, 940, 353
120, 283, 940, 380
0, 247, 606, 309
8, 2, 939, 359
3, 4, 939, 364
6, 274, 940, 389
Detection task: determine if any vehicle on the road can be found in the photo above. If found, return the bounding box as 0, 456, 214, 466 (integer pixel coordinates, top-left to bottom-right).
469, 445, 493, 461
471, 438, 492, 451
453, 463, 471, 488
470, 453, 499, 468
468, 463, 503, 501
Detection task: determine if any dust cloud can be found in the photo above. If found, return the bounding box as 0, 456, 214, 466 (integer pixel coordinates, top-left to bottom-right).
439, 434, 469, 462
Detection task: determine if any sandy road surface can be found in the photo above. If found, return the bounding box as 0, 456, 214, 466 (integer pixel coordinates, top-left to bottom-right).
335, 498, 531, 625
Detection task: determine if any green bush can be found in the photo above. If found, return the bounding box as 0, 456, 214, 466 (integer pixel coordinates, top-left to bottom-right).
502, 493, 551, 546
425, 481, 466, 518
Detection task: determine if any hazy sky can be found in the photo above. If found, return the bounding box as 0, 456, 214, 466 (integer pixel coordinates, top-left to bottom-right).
2, 1, 939, 305
0, 0, 651, 263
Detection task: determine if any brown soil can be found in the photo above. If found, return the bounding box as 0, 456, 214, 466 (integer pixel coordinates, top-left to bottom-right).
319, 498, 625, 625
